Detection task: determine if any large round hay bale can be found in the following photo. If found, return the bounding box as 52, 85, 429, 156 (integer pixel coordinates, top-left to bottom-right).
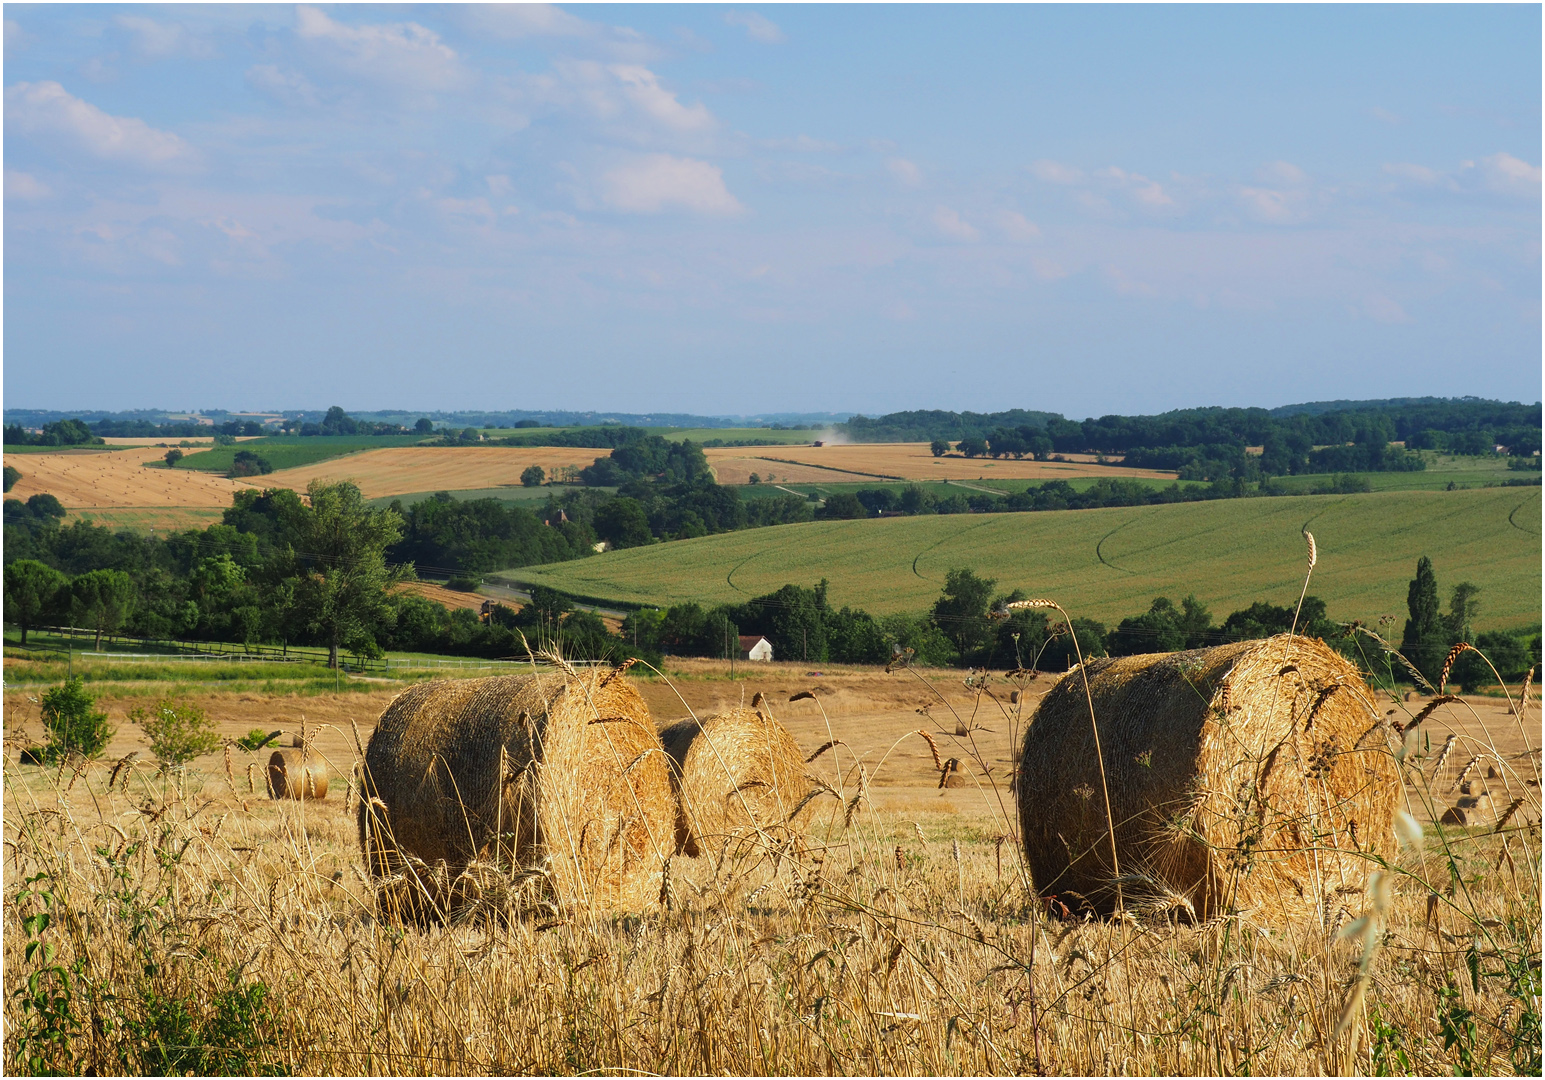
268, 748, 329, 800
1017, 634, 1399, 921
659, 704, 819, 860
359, 667, 673, 917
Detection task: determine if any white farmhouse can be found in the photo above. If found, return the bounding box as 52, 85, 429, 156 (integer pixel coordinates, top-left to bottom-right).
739, 635, 774, 662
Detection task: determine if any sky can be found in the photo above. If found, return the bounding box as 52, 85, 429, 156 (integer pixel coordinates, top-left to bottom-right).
4, 3, 1541, 418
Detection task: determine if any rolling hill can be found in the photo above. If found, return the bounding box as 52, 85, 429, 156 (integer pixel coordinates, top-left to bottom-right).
498, 487, 1543, 630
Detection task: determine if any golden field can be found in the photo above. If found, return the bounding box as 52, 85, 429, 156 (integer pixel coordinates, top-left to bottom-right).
3, 649, 1539, 1076
3, 447, 257, 513
254, 446, 612, 500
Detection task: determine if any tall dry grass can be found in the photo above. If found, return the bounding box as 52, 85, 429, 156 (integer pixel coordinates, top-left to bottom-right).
4, 645, 1540, 1076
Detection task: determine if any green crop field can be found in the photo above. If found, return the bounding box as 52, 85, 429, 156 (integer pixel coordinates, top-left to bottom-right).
367, 485, 613, 509
171, 434, 428, 473
499, 486, 1543, 630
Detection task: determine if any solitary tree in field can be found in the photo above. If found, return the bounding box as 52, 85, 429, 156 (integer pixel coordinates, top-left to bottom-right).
295, 480, 408, 669
1402, 556, 1442, 680
520, 465, 545, 487
930, 439, 949, 458
164, 448, 184, 467
71, 569, 135, 649
4, 559, 68, 645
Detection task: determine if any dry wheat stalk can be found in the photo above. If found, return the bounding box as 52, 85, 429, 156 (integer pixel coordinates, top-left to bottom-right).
1304, 529, 1317, 570
1495, 797, 1525, 832
1521, 666, 1534, 716
224, 744, 235, 787
916, 729, 944, 772
1439, 643, 1474, 693
1431, 734, 1457, 777
1450, 756, 1479, 793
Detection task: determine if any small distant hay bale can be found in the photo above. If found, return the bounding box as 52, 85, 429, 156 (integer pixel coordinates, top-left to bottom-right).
1439, 806, 1468, 827
658, 704, 821, 859
359, 667, 673, 919
268, 748, 328, 800
1017, 634, 1399, 921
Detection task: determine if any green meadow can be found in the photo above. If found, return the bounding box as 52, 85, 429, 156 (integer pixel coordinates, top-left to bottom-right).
498, 486, 1543, 629
169, 434, 428, 472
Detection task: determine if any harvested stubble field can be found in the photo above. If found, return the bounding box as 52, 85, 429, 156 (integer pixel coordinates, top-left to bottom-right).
2, 447, 258, 517
505, 486, 1544, 629
392, 580, 490, 612
256, 446, 613, 500
2, 648, 1539, 1076
705, 443, 1177, 485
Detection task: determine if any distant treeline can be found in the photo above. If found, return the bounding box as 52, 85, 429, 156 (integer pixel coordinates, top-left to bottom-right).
840, 399, 1542, 479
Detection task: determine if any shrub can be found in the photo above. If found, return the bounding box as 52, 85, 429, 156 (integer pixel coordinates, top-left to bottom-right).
236, 729, 281, 752
229, 450, 273, 478
131, 696, 220, 769
446, 575, 481, 592
520, 465, 545, 487
3, 463, 19, 491
39, 679, 113, 759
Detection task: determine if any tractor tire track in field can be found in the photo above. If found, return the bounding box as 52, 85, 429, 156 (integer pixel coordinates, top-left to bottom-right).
1094, 514, 1146, 574
911, 517, 998, 582
726, 521, 865, 595
1300, 497, 1349, 537
1509, 494, 1541, 535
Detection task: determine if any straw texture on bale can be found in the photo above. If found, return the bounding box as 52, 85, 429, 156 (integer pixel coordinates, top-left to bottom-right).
359, 668, 673, 916
268, 748, 329, 800
658, 705, 817, 859
1017, 634, 1399, 920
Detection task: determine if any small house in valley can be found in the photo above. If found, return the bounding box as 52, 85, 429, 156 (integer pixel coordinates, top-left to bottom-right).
739, 635, 773, 662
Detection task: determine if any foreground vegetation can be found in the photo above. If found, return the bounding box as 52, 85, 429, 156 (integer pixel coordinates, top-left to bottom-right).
4, 641, 1538, 1076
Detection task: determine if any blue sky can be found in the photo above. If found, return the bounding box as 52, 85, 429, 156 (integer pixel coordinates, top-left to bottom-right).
4, 4, 1540, 417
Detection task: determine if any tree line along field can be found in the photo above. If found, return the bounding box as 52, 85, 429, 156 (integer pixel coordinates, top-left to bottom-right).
502, 486, 1543, 630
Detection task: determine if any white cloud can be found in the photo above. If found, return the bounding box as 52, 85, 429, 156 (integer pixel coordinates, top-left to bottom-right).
1097, 166, 1172, 207
1384, 153, 1540, 199
996, 210, 1041, 242
1362, 294, 1411, 324
1029, 159, 1082, 184
5, 81, 193, 169
6, 17, 33, 56
601, 154, 742, 215
1257, 161, 1306, 186
1477, 152, 1541, 196
886, 157, 922, 187
610, 65, 713, 131
1237, 186, 1301, 224
462, 4, 594, 38
246, 64, 319, 107
486, 174, 513, 197
5, 169, 51, 200
115, 15, 213, 60
724, 11, 785, 44
295, 6, 466, 93
1383, 161, 1442, 185
932, 206, 979, 242
1369, 106, 1402, 125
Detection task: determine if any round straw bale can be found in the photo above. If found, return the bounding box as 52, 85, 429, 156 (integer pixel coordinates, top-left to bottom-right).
659, 705, 820, 859
1017, 634, 1399, 921
268, 748, 329, 800
359, 667, 673, 917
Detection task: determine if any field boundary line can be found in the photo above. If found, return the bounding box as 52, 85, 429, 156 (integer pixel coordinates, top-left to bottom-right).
747, 455, 902, 481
